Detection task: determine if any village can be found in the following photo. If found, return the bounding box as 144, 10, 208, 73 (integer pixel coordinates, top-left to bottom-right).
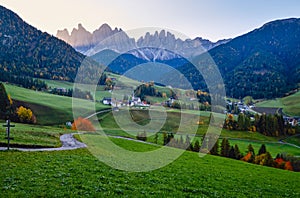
101, 94, 300, 127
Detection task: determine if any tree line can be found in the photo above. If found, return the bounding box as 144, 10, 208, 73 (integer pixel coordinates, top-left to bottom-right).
137, 131, 299, 172
224, 113, 298, 136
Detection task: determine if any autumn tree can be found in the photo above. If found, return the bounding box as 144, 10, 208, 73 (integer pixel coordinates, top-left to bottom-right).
241, 152, 254, 163
254, 152, 274, 167
224, 114, 237, 130
16, 106, 35, 123
243, 144, 255, 163
72, 117, 95, 131
105, 78, 114, 90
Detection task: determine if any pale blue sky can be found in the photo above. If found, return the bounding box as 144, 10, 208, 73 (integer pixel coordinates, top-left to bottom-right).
0, 0, 300, 41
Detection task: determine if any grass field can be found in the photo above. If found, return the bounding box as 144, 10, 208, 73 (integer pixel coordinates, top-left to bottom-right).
96, 109, 299, 157
1, 81, 300, 197
284, 135, 300, 147
227, 139, 300, 157
0, 120, 72, 147
43, 79, 74, 90
0, 139, 299, 197
256, 91, 300, 116
4, 83, 108, 125
98, 110, 278, 141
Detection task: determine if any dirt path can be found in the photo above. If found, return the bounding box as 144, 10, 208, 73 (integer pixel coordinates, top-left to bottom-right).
0, 133, 86, 152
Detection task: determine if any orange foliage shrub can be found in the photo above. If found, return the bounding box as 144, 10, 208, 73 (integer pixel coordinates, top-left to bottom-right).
241, 152, 252, 162
72, 117, 95, 131
274, 158, 293, 171
227, 114, 234, 121
284, 161, 293, 171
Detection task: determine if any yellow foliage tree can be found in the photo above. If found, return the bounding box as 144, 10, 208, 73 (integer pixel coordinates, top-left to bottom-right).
7, 94, 13, 105
17, 106, 33, 123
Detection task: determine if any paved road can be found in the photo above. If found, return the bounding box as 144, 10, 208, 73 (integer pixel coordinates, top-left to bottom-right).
0, 133, 86, 152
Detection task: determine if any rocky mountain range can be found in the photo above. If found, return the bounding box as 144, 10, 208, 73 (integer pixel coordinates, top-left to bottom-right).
1, 4, 300, 100
56, 24, 230, 60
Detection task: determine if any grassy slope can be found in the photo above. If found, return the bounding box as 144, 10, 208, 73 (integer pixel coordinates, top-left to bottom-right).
256, 91, 300, 116
0, 121, 73, 147
284, 135, 300, 147
99, 110, 299, 156
43, 79, 74, 89
0, 139, 299, 197
227, 139, 300, 157
4, 83, 108, 125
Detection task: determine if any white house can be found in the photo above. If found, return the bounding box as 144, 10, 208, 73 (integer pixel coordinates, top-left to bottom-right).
102, 97, 112, 105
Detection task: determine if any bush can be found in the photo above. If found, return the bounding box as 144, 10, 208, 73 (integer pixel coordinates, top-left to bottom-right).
72, 117, 95, 131
16, 106, 36, 123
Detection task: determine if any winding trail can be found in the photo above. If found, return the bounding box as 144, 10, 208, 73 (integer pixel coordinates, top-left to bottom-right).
84, 109, 111, 119
0, 133, 87, 152
0, 132, 299, 153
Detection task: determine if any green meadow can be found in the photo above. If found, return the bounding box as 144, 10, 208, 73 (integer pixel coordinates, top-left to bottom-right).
1, 139, 299, 197
256, 91, 300, 116
0, 81, 299, 197
4, 83, 108, 125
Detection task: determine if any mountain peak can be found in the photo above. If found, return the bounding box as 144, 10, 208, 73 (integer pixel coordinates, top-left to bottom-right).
78, 23, 84, 29
99, 23, 112, 30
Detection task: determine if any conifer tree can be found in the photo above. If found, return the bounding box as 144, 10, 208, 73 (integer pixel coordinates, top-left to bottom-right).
221, 138, 230, 157
237, 113, 245, 130
154, 133, 158, 144
244, 116, 251, 131
0, 83, 12, 119
210, 138, 219, 155
193, 140, 200, 152
248, 144, 255, 155
228, 146, 236, 159
264, 152, 274, 167
234, 144, 242, 159
185, 135, 192, 150
258, 144, 267, 155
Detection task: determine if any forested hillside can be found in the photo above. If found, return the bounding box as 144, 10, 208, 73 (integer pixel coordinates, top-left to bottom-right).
0, 5, 100, 84
178, 18, 300, 99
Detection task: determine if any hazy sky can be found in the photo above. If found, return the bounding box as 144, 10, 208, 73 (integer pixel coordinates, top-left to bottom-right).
1, 0, 300, 41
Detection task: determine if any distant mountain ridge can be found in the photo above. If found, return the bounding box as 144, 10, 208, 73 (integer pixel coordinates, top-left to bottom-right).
87, 19, 300, 99
56, 24, 230, 60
